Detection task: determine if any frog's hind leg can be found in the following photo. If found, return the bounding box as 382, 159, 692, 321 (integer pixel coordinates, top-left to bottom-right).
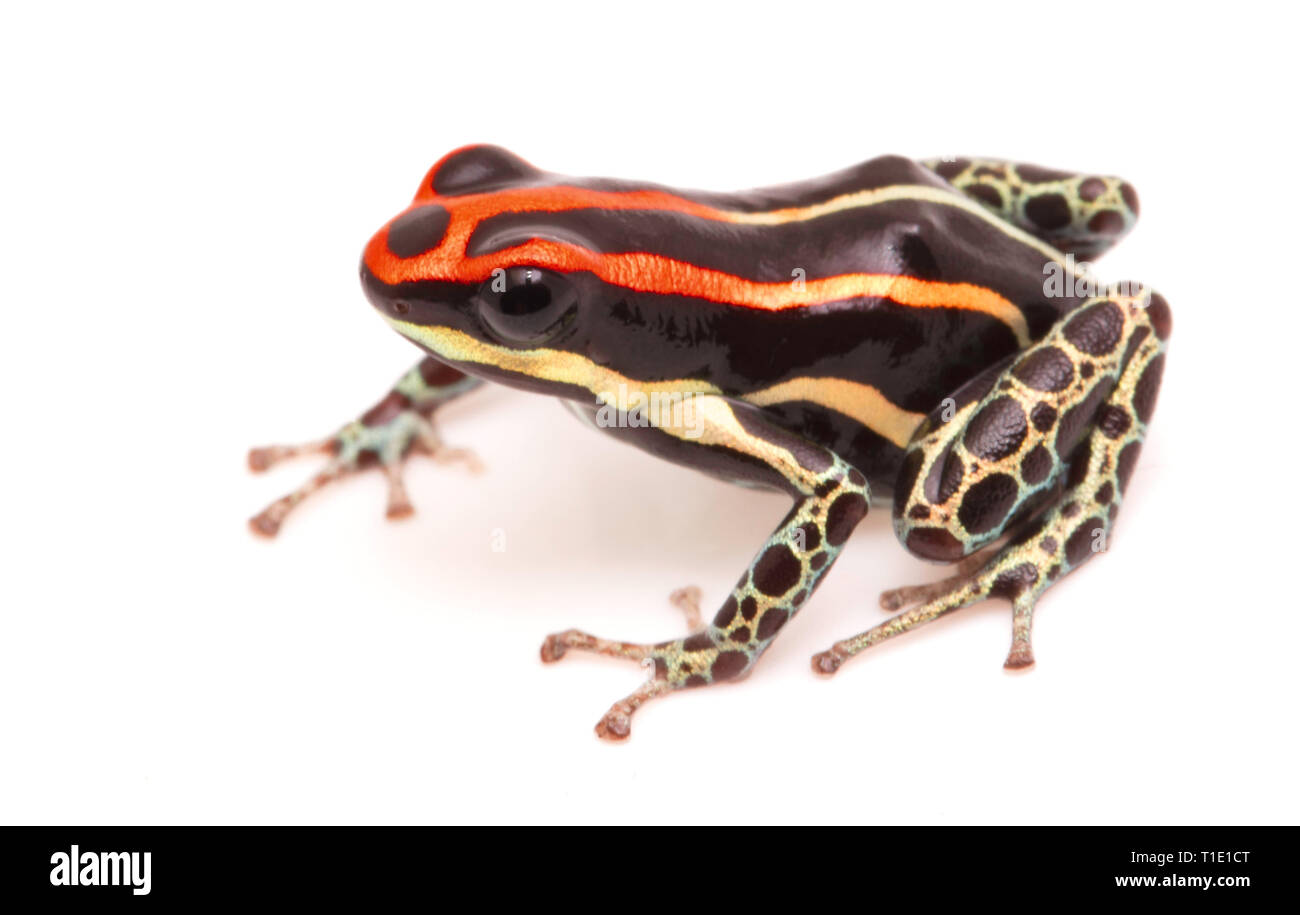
877, 543, 998, 613
248, 357, 484, 536
923, 157, 1140, 260
815, 287, 1171, 674
540, 396, 871, 740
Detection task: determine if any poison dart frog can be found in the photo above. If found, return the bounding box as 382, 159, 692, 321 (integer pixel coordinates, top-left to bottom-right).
250, 146, 1169, 739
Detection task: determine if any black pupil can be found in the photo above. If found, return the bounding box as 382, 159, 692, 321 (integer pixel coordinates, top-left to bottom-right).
499, 279, 552, 315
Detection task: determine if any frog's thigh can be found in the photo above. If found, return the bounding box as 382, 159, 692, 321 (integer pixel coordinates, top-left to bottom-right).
894, 291, 1171, 560
541, 396, 871, 740
814, 289, 1170, 674
923, 156, 1140, 259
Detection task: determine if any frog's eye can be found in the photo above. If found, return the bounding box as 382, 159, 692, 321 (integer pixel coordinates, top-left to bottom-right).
475, 266, 578, 344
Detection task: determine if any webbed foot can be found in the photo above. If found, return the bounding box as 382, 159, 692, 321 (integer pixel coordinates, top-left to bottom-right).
817, 289, 1170, 676
248, 358, 482, 536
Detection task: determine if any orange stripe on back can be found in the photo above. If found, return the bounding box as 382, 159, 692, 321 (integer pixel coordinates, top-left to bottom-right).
364, 185, 1031, 343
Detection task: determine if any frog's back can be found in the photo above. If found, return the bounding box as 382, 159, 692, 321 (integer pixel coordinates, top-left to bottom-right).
487, 155, 1085, 484
418, 147, 1100, 489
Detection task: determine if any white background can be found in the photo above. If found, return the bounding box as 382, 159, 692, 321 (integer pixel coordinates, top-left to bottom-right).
2, 2, 1296, 825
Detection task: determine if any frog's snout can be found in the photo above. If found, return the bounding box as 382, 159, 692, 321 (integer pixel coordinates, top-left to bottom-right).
359, 255, 402, 317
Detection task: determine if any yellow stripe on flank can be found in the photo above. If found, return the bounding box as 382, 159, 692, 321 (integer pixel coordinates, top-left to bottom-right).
385, 320, 928, 450
385, 320, 724, 399
743, 377, 926, 449
680, 396, 819, 488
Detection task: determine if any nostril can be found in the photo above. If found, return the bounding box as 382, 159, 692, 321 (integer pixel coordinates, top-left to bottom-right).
394, 301, 410, 315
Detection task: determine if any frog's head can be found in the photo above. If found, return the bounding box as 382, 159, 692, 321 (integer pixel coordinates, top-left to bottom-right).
360, 144, 640, 400
361, 144, 781, 408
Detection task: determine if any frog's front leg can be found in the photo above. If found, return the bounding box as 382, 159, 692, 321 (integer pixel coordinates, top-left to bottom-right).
815, 288, 1171, 674
248, 357, 484, 536
540, 395, 870, 740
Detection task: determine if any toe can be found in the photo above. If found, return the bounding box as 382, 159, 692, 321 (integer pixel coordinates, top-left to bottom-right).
1003, 645, 1036, 670
248, 448, 274, 472
595, 712, 632, 741
811, 649, 843, 676
249, 511, 282, 538
879, 589, 907, 612
539, 633, 570, 663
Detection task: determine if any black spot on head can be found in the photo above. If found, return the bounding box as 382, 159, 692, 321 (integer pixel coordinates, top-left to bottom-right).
753, 544, 802, 597
1025, 193, 1072, 230
386, 205, 450, 258
798, 523, 822, 552
740, 596, 758, 621
1095, 481, 1114, 505
963, 396, 1028, 461
1013, 347, 1074, 392
1063, 301, 1125, 356
958, 473, 1020, 535
1040, 536, 1058, 554
431, 145, 538, 196
908, 503, 931, 521
730, 626, 751, 644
